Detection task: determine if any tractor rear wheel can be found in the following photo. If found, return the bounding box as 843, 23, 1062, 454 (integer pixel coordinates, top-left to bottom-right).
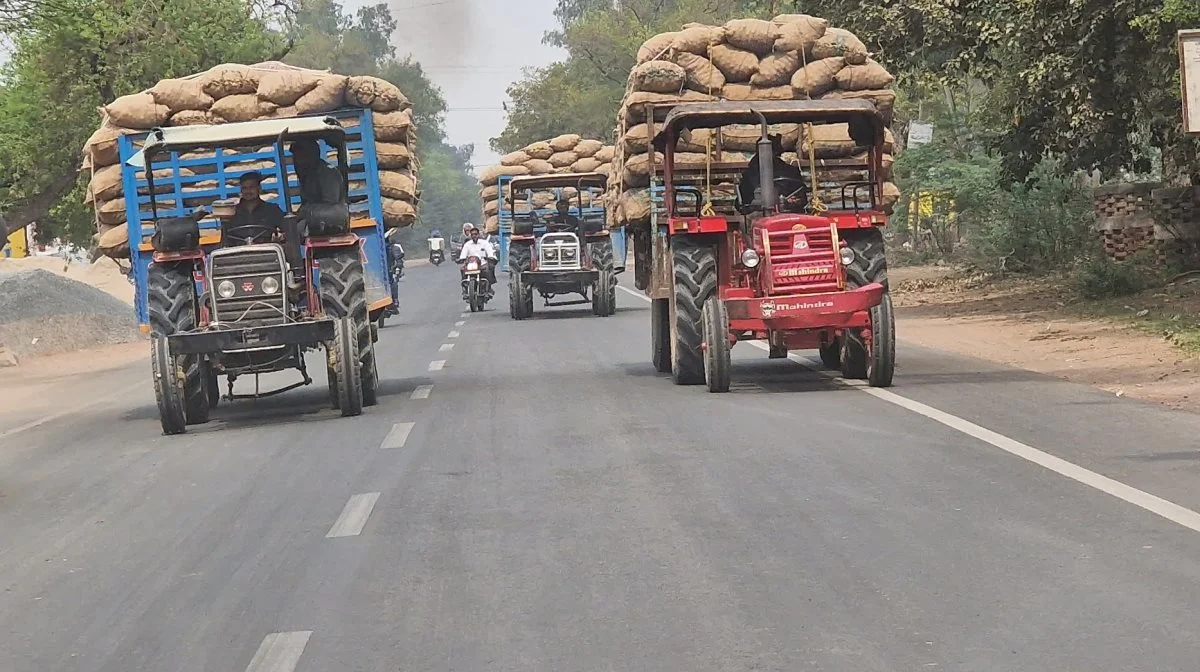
331, 317, 363, 416
867, 293, 896, 387
701, 295, 731, 393
151, 335, 187, 435
671, 240, 716, 385
319, 250, 378, 407
651, 298, 671, 372
147, 263, 209, 425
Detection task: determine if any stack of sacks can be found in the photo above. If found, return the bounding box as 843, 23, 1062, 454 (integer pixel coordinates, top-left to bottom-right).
614, 15, 900, 227
477, 136, 616, 233
83, 61, 418, 258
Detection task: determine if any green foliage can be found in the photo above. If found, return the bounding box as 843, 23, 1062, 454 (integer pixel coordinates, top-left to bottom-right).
1074, 255, 1159, 299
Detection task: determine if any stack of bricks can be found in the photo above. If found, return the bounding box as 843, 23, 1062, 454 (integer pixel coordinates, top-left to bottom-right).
1093, 184, 1158, 261
1151, 186, 1200, 268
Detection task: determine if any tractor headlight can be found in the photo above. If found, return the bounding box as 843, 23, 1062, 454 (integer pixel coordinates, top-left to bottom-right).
839, 246, 856, 265
217, 280, 236, 298
261, 276, 280, 295
741, 248, 761, 268
563, 248, 577, 259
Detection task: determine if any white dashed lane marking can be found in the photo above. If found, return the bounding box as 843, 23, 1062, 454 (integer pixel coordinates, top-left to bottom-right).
410, 385, 433, 400
447, 330, 460, 339
455, 320, 465, 326
326, 493, 381, 538
380, 422, 415, 450
439, 344, 454, 352
429, 360, 445, 371
244, 631, 312, 672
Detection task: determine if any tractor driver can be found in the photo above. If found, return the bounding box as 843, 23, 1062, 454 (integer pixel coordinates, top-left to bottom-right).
289, 138, 346, 207
546, 198, 581, 234
739, 134, 806, 212
458, 225, 498, 296
223, 171, 284, 245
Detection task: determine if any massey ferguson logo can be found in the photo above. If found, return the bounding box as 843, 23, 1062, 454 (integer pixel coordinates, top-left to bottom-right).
242, 281, 255, 293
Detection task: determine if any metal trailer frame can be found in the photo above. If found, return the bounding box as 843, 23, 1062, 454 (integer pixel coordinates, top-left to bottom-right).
119, 107, 392, 329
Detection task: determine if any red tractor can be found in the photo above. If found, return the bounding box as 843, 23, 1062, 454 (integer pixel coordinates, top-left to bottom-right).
635, 99, 894, 392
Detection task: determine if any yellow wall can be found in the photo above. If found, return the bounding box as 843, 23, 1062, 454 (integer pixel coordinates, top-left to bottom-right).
4, 227, 28, 258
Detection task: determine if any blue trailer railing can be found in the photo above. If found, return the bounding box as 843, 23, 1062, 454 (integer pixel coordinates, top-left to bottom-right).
119, 107, 391, 327
495, 174, 627, 272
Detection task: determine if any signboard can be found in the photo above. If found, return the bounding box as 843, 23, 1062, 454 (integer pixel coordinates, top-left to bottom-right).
908, 121, 933, 146
1182, 30, 1200, 135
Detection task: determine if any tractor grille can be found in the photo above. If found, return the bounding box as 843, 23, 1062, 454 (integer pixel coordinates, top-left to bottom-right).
207, 245, 288, 326
761, 224, 842, 295
538, 233, 582, 271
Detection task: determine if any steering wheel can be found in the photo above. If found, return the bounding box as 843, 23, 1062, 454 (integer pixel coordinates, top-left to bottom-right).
224, 223, 276, 246
774, 176, 808, 201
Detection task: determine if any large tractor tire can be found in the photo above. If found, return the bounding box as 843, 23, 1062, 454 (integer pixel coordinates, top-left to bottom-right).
651, 298, 671, 373
331, 317, 363, 417
590, 240, 618, 316
840, 229, 892, 384
819, 341, 841, 370
509, 274, 524, 320
701, 295, 731, 392
671, 240, 717, 386
509, 241, 533, 274
151, 335, 187, 435
147, 263, 209, 425
843, 228, 888, 291
319, 250, 378, 407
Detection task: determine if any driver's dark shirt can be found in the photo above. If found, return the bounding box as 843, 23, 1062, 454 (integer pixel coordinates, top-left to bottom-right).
739, 154, 805, 206
224, 199, 285, 244
549, 213, 581, 232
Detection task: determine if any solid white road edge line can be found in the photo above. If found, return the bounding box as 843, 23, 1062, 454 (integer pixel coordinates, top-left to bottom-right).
326, 492, 381, 538
410, 385, 433, 400
440, 343, 455, 352
614, 284, 1200, 535
429, 360, 446, 371
380, 422, 415, 450
244, 631, 312, 672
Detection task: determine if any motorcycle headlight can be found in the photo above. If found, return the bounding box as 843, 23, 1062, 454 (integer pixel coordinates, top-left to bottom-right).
839, 246, 856, 265
741, 248, 761, 269
261, 276, 280, 295
467, 261, 479, 271
217, 280, 236, 299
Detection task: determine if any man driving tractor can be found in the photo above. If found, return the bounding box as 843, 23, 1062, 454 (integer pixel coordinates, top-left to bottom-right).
223, 171, 285, 246
546, 198, 581, 235
458, 224, 497, 297
738, 133, 807, 211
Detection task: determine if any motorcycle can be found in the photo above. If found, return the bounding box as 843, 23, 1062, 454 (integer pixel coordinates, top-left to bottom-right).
461, 255, 492, 313
428, 236, 445, 266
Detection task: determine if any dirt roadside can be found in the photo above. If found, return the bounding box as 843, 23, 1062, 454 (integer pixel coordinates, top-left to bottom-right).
891, 266, 1200, 411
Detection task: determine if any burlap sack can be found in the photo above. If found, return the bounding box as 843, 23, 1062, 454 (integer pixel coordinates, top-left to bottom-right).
525, 159, 554, 175
370, 109, 411, 142
812, 28, 869, 65
721, 83, 753, 101
548, 151, 578, 168
199, 64, 259, 98
212, 94, 273, 123
821, 88, 896, 124
530, 191, 556, 208
722, 83, 792, 100
673, 24, 726, 54
574, 139, 604, 158
571, 157, 602, 173
594, 146, 616, 163
773, 15, 829, 53
637, 32, 678, 64
882, 181, 901, 208
97, 223, 129, 256
622, 124, 651, 154
716, 124, 800, 151
377, 142, 411, 169
622, 152, 663, 187
623, 90, 715, 122
620, 189, 652, 223
481, 185, 501, 200
524, 141, 554, 160
500, 150, 530, 166
723, 19, 779, 55
751, 51, 800, 87
709, 44, 759, 83
345, 76, 409, 112
791, 57, 845, 97
257, 70, 319, 106
834, 60, 895, 91
485, 215, 500, 233
97, 198, 127, 226
676, 127, 711, 153
382, 198, 416, 227
264, 105, 298, 119
478, 163, 530, 185
674, 52, 726, 93
169, 110, 214, 126
294, 75, 348, 114
549, 134, 582, 152
106, 93, 169, 129
484, 199, 500, 217
801, 123, 860, 158
380, 171, 417, 201
89, 165, 124, 201
633, 60, 686, 93
151, 79, 214, 113
135, 167, 193, 195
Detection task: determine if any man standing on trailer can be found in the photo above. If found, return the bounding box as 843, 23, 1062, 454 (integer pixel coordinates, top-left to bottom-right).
289, 138, 347, 207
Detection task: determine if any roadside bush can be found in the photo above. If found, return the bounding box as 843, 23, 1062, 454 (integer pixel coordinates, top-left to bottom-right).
1073, 253, 1160, 299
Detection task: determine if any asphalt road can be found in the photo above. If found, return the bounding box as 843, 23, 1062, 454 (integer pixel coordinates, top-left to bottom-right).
4, 263, 1200, 671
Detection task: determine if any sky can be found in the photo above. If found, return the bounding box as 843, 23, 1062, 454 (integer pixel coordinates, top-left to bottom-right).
346, 0, 567, 170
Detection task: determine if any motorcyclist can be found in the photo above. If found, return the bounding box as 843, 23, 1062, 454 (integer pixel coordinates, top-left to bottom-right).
450, 222, 471, 259
428, 228, 446, 263
458, 225, 497, 298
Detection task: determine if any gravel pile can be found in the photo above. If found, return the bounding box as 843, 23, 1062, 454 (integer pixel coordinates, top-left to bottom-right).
0, 269, 142, 358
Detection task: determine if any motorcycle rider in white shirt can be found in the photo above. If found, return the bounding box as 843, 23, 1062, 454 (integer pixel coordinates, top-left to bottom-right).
458, 225, 497, 297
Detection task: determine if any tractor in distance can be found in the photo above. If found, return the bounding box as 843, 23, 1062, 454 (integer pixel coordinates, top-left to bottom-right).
122, 115, 388, 434
638, 99, 894, 392
504, 172, 619, 319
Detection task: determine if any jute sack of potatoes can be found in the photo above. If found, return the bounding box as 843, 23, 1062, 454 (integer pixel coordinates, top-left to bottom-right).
709, 44, 759, 83
674, 52, 726, 93
525, 159, 554, 175
97, 198, 127, 226
594, 145, 616, 163
791, 57, 845, 98
380, 171, 417, 201
574, 139, 603, 158
834, 60, 895, 91
637, 32, 678, 64
549, 151, 578, 168
97, 223, 130, 257
721, 83, 793, 101
151, 79, 213, 114
212, 94, 276, 123
257, 70, 320, 106
622, 90, 715, 122
199, 64, 260, 98
169, 110, 214, 126
478, 163, 530, 186
622, 152, 664, 188
383, 198, 417, 228
85, 125, 136, 167
673, 24, 726, 54
523, 141, 554, 160
481, 184, 502, 200
484, 199, 500, 217
500, 150, 530, 166
376, 142, 411, 169
88, 165, 124, 201
882, 181, 900, 209
621, 124, 653, 154
752, 51, 801, 87
633, 60, 686, 93
345, 76, 409, 112
135, 167, 196, 196
820, 88, 897, 124
373, 109, 413, 142
812, 28, 869, 65
773, 15, 829, 53
619, 189, 652, 224
294, 75, 349, 115
549, 134, 582, 152
485, 215, 499, 233
572, 157, 603, 173
723, 19, 779, 55
106, 93, 169, 129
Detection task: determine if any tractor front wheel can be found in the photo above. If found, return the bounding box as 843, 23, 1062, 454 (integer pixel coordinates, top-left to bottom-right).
151, 335, 187, 436
331, 317, 364, 416
147, 263, 209, 425
819, 340, 841, 369
701, 295, 731, 393
319, 250, 378, 407
671, 240, 716, 385
651, 298, 671, 373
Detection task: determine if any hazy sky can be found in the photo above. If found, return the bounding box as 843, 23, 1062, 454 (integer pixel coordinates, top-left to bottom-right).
346, 0, 566, 170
